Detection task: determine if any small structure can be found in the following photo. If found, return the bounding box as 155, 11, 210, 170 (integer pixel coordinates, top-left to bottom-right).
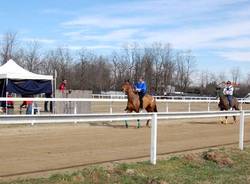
0, 59, 53, 114
0, 59, 53, 96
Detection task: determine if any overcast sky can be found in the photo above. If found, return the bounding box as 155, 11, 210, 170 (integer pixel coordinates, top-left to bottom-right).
0, 0, 250, 80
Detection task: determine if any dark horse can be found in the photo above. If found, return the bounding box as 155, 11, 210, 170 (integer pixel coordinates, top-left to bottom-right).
218, 94, 239, 124
121, 81, 157, 128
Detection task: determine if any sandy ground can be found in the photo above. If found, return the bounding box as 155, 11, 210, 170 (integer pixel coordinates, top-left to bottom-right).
0, 102, 250, 180
0, 117, 250, 179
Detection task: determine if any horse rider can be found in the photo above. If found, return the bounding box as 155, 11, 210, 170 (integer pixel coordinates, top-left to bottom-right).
135, 76, 147, 109
223, 81, 234, 110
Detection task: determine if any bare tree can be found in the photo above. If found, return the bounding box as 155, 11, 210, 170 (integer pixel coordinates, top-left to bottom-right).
231, 67, 241, 84
73, 49, 94, 90
23, 41, 41, 72
175, 50, 196, 91
216, 72, 226, 84
246, 73, 250, 86
0, 32, 18, 64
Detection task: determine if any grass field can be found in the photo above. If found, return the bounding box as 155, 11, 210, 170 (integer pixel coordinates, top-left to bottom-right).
1, 146, 250, 184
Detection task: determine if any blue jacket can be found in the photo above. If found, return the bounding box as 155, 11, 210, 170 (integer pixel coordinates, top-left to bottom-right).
135, 81, 147, 95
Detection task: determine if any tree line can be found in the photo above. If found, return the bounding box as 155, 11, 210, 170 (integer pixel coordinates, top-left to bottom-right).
1, 32, 249, 97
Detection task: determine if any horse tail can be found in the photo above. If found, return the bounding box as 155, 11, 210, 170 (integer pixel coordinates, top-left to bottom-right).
152, 97, 157, 112
233, 97, 240, 110
154, 105, 157, 112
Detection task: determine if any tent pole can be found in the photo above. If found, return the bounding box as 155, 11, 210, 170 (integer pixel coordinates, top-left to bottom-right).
5, 78, 8, 115
51, 79, 53, 113
54, 70, 57, 114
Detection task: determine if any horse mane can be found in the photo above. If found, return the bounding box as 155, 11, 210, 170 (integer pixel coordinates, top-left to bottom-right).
126, 81, 137, 93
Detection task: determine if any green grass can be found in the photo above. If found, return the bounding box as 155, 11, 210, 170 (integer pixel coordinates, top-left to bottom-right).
2, 147, 250, 184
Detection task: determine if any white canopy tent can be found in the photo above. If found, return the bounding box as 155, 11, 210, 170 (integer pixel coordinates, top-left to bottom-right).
0, 59, 54, 97
0, 59, 53, 80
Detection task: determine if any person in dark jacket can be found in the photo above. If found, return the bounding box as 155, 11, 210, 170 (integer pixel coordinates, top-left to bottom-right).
44, 93, 53, 112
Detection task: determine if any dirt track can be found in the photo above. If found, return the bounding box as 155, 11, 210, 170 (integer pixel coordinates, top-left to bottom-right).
1, 117, 250, 179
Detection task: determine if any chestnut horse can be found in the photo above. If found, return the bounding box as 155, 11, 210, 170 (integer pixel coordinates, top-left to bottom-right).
218, 94, 239, 124
121, 81, 157, 128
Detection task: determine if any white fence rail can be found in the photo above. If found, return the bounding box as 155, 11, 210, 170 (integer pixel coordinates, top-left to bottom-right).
92, 94, 218, 100
1, 97, 250, 114
1, 110, 250, 165
92, 94, 248, 101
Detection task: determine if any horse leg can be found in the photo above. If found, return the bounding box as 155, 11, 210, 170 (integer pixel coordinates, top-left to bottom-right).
225, 116, 228, 124
219, 116, 224, 124
137, 119, 141, 128
233, 116, 237, 124
145, 106, 157, 128
125, 120, 128, 128
233, 106, 239, 124
125, 110, 132, 128
219, 115, 227, 124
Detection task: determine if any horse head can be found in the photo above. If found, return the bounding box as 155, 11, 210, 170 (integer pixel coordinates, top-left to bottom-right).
121, 81, 132, 94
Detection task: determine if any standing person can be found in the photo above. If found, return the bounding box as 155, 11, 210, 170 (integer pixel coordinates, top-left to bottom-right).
44, 93, 53, 112
135, 76, 147, 109
59, 79, 67, 97
223, 81, 234, 110
20, 94, 28, 114
25, 95, 34, 114
59, 79, 71, 113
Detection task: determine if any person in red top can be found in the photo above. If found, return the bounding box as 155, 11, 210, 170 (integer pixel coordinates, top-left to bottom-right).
26, 100, 33, 114
59, 79, 67, 93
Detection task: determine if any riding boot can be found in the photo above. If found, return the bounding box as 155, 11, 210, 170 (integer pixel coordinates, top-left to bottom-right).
139, 97, 143, 109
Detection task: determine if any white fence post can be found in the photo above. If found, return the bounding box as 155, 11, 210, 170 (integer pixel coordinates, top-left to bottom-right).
74, 102, 77, 124
31, 102, 34, 126
239, 110, 245, 150
74, 102, 77, 114
150, 113, 158, 165
166, 102, 169, 112
110, 101, 113, 114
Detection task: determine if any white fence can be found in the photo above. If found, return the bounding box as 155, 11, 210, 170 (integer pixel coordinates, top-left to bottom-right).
93, 94, 248, 101
1, 97, 250, 114
1, 110, 250, 165
92, 94, 217, 100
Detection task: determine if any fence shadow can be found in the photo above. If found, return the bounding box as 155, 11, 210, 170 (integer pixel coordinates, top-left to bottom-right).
185, 120, 220, 125
88, 121, 149, 129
